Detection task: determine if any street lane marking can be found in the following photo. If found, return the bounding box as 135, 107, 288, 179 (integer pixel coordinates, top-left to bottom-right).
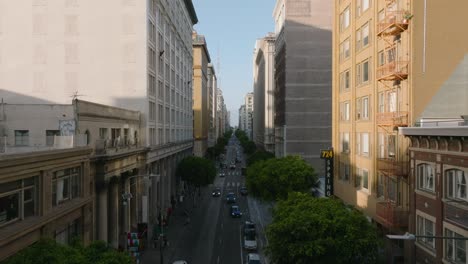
239, 225, 244, 264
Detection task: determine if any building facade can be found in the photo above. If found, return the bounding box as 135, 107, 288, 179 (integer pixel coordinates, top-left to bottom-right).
207, 63, 217, 148
273, 0, 332, 174
332, 0, 468, 261
216, 88, 226, 137
192, 32, 211, 157
239, 105, 246, 131
0, 0, 198, 250
253, 33, 276, 153
400, 120, 468, 263
244, 93, 254, 140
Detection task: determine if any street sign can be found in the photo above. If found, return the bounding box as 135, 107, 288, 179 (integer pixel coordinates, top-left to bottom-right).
320, 148, 334, 197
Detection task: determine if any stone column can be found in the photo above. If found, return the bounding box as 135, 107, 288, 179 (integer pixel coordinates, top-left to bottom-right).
97, 187, 108, 242
108, 180, 119, 249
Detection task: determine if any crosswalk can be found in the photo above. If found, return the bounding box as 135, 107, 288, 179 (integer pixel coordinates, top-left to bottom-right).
221, 171, 241, 176
226, 182, 241, 188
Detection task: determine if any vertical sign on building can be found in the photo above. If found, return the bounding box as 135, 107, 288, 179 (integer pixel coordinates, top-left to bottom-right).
320, 148, 334, 197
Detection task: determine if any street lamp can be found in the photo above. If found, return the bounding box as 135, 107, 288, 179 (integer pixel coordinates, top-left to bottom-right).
387, 232, 468, 263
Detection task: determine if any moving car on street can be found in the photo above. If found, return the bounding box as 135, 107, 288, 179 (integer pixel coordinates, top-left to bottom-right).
212, 187, 221, 197
240, 186, 248, 196
243, 231, 257, 250
226, 192, 236, 203
243, 221, 256, 235
230, 205, 242, 218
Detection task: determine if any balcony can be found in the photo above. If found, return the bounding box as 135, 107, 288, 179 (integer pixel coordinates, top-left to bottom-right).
376, 201, 409, 228
377, 158, 408, 178
377, 60, 409, 81
94, 138, 140, 155
377, 11, 410, 37
376, 111, 409, 127
444, 200, 468, 229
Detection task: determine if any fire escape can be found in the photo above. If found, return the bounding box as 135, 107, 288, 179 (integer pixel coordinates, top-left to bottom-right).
375, 0, 411, 230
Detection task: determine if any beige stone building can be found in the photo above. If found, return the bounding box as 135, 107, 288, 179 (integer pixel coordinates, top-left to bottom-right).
192, 32, 211, 157
253, 33, 276, 152
0, 0, 198, 251
332, 0, 468, 260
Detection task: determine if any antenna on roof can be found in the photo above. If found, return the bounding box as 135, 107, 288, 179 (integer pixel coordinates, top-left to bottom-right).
70, 91, 85, 101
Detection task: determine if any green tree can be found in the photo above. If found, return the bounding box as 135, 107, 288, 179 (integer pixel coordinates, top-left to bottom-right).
176, 156, 216, 187
247, 150, 275, 166
4, 239, 132, 264
266, 193, 380, 264
246, 156, 318, 201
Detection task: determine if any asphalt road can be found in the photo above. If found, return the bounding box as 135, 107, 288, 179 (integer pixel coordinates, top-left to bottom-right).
157, 136, 267, 264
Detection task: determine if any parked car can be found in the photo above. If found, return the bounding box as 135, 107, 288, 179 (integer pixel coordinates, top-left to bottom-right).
244, 231, 257, 250
230, 205, 242, 218
246, 253, 261, 264
212, 187, 221, 197
243, 221, 256, 235
240, 186, 248, 196
226, 192, 236, 203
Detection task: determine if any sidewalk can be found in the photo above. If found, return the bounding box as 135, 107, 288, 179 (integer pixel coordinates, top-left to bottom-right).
140, 194, 197, 264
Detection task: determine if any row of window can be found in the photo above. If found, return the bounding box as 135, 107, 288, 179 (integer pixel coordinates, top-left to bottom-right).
0, 167, 82, 227
339, 90, 400, 122
339, 59, 370, 91
417, 213, 467, 263
340, 132, 399, 159
417, 165, 467, 202
148, 127, 192, 146
338, 163, 369, 190
339, 0, 371, 32
339, 22, 370, 62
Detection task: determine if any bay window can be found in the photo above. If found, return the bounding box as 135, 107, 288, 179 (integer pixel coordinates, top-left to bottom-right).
418, 163, 435, 192
52, 167, 81, 206
0, 177, 37, 226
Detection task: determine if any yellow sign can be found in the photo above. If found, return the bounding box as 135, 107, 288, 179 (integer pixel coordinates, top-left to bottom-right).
320, 149, 334, 159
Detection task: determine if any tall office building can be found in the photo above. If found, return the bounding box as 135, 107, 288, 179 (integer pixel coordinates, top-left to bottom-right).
273, 0, 332, 174
244, 92, 254, 139
192, 32, 211, 157
207, 63, 218, 146
239, 105, 247, 131
332, 0, 468, 261
0, 0, 198, 246
253, 33, 276, 152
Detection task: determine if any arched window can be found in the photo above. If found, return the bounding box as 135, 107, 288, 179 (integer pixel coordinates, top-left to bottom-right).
446, 169, 467, 201
417, 163, 434, 192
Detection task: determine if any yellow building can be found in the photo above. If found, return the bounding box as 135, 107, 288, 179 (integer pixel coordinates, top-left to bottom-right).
192, 32, 211, 157
333, 0, 468, 259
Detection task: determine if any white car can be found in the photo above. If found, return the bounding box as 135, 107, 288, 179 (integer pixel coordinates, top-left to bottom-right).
172, 261, 188, 264
246, 253, 261, 264
244, 232, 257, 250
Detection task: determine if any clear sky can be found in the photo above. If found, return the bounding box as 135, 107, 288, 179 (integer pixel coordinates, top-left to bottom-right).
192, 0, 276, 127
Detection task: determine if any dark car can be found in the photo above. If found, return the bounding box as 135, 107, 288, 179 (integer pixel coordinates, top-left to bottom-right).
243, 221, 256, 235
240, 186, 248, 196
230, 205, 242, 218
212, 188, 221, 197
226, 192, 236, 203
230, 163, 236, 170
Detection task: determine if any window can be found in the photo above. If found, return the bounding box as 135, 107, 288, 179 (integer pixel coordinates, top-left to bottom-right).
378, 51, 385, 66
378, 92, 385, 113
111, 128, 121, 145
362, 169, 369, 189
149, 101, 156, 121
123, 128, 129, 145
356, 59, 370, 85
357, 0, 370, 16
418, 164, 435, 192
445, 228, 466, 263
0, 177, 37, 226
362, 133, 369, 156
341, 132, 349, 153
55, 219, 80, 245
377, 173, 385, 198
446, 169, 467, 201
340, 101, 350, 121
46, 130, 60, 146
378, 133, 385, 158
362, 97, 369, 119
340, 162, 350, 181
388, 135, 396, 158
362, 23, 370, 47
14, 130, 29, 146
340, 38, 350, 61
158, 104, 164, 124
340, 7, 350, 31
149, 128, 156, 145
52, 167, 81, 206
99, 128, 108, 139
148, 74, 156, 96
388, 178, 397, 202
356, 28, 361, 51
388, 91, 397, 112
417, 214, 435, 250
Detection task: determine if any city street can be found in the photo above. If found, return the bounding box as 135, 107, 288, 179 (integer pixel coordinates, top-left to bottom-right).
141, 136, 271, 264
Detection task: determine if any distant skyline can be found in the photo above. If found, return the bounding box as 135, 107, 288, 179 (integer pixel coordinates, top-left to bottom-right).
192, 0, 276, 126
